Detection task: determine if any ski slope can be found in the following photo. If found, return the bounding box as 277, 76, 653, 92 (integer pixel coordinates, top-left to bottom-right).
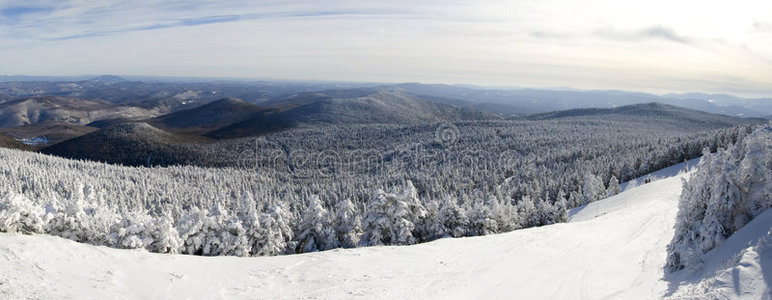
1, 159, 769, 299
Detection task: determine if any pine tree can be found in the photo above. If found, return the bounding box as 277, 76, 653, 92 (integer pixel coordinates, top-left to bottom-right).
359, 182, 426, 246
582, 172, 606, 204
438, 197, 469, 238
333, 198, 362, 248
295, 195, 338, 253
606, 175, 622, 197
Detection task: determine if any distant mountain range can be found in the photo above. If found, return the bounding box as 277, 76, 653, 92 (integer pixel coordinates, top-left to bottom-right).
0, 76, 769, 153
208, 90, 499, 139
35, 100, 764, 167
390, 83, 772, 118
0, 76, 769, 118
522, 102, 755, 127
0, 75, 365, 106
41, 89, 502, 162
0, 96, 159, 128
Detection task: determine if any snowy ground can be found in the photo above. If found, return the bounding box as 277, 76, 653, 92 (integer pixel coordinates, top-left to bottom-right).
1, 159, 770, 299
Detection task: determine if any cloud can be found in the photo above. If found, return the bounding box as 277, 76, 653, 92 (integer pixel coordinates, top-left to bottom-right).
638, 26, 691, 43
0, 5, 55, 24
529, 30, 572, 39
5, 1, 417, 42
754, 21, 772, 32
594, 25, 692, 44
0, 0, 770, 98
528, 25, 692, 45
179, 15, 242, 26
49, 14, 246, 40
0, 6, 53, 17
46, 9, 407, 41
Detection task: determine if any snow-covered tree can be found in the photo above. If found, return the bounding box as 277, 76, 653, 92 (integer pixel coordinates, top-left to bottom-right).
295, 195, 338, 253
0, 192, 46, 234
667, 126, 772, 272
257, 201, 296, 256
359, 182, 427, 246
0, 114, 753, 257
177, 207, 229, 256
606, 175, 622, 197
582, 172, 606, 204
235, 191, 263, 255
517, 195, 539, 228
469, 196, 500, 235
437, 197, 470, 238
147, 213, 183, 254
332, 198, 362, 248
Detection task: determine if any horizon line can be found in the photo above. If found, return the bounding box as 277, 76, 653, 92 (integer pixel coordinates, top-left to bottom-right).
0, 73, 770, 100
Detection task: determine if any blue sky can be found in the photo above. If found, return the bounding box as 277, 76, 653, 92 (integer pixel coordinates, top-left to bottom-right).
0, 0, 771, 96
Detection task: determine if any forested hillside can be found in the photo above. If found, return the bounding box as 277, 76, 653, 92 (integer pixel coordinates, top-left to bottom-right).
0, 133, 30, 150
149, 98, 267, 135
666, 124, 772, 272
0, 112, 759, 255
41, 122, 213, 166
207, 90, 499, 139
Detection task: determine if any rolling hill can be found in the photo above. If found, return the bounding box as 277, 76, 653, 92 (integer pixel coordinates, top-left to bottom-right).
0, 132, 30, 150
149, 98, 267, 135
209, 90, 500, 139
0, 96, 159, 128
86, 75, 129, 84
521, 102, 762, 129
392, 83, 772, 117
41, 122, 212, 166
0, 121, 98, 146
36, 100, 760, 167
392, 83, 664, 115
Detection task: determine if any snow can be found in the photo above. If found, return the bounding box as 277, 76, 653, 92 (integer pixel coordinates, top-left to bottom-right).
17, 136, 49, 146
665, 209, 772, 299
619, 156, 700, 192
1, 159, 769, 299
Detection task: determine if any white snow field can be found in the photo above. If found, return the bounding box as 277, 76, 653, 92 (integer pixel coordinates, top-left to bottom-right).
1, 159, 770, 299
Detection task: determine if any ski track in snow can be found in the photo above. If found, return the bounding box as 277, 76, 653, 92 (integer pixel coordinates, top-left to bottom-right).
0, 159, 765, 299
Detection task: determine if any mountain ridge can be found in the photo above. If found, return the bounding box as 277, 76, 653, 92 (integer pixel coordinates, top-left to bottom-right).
208, 90, 501, 139
41, 122, 212, 166
521, 102, 762, 128
0, 132, 30, 150
149, 97, 267, 134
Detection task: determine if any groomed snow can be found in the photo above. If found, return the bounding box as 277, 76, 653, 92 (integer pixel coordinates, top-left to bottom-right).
1, 159, 769, 299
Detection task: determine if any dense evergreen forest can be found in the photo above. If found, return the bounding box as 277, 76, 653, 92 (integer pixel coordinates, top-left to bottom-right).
0, 115, 762, 256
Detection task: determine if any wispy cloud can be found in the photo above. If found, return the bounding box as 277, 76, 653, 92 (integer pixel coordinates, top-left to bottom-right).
49, 14, 244, 41
638, 26, 691, 44
529, 30, 573, 39
3, 1, 418, 42
0, 0, 770, 97
526, 25, 693, 45
754, 21, 772, 32
0, 6, 54, 18
46, 9, 410, 41
0, 4, 56, 24
595, 25, 692, 44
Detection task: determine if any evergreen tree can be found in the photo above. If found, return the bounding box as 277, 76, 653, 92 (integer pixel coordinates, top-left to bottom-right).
295, 195, 338, 253
332, 198, 362, 248
606, 175, 622, 197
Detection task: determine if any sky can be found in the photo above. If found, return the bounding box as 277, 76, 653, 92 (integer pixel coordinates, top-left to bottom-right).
0, 0, 771, 97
